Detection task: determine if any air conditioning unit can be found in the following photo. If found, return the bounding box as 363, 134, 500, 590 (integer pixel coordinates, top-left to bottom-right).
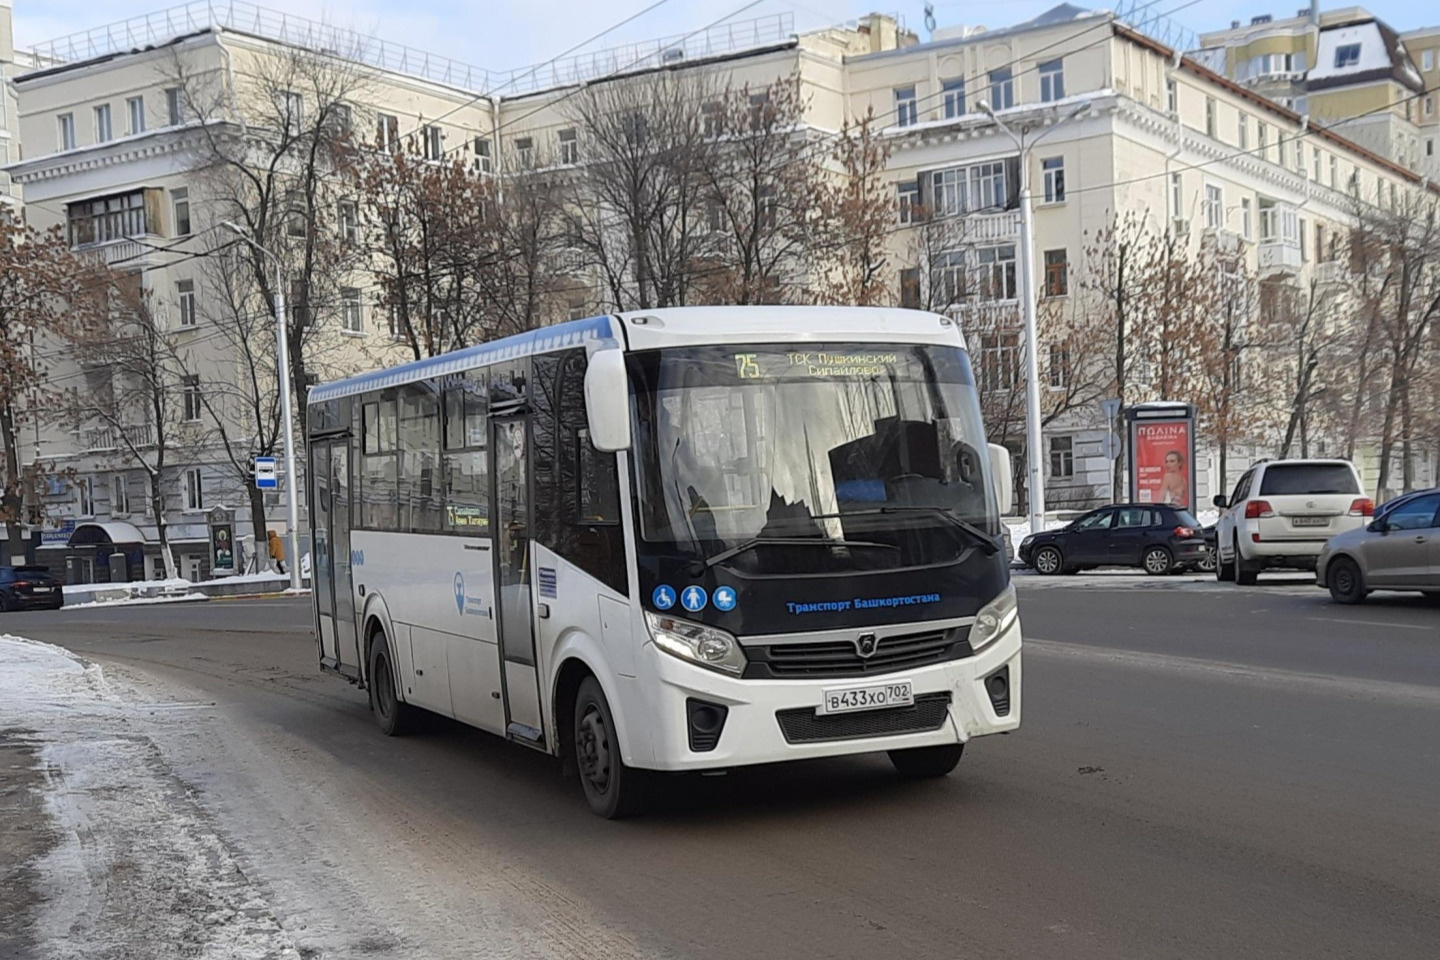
1172, 218, 1191, 236
660, 47, 685, 64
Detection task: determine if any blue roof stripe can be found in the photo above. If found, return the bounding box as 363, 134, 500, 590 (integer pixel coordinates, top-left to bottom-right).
308, 315, 616, 404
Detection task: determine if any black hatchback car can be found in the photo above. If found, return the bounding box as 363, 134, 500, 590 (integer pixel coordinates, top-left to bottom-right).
0, 565, 65, 611
1018, 504, 1209, 575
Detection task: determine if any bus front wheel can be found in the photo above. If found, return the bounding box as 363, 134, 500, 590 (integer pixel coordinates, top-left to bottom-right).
574, 677, 649, 818
888, 743, 964, 778
368, 629, 415, 736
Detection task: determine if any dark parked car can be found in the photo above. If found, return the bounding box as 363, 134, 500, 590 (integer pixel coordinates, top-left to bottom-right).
1018, 504, 1208, 576
0, 565, 64, 611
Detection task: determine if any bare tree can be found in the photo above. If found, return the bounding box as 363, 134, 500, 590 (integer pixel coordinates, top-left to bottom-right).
813, 111, 894, 306
59, 279, 208, 579
165, 39, 373, 415
0, 219, 110, 564
564, 67, 718, 310
1189, 255, 1260, 487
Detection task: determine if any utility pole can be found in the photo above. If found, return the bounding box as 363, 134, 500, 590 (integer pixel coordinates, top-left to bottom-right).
222, 222, 303, 592
979, 101, 1089, 532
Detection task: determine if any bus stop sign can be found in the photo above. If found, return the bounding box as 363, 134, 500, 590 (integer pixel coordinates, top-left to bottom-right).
254, 456, 278, 490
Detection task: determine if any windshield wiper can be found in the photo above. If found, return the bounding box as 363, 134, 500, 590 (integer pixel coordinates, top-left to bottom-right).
703, 536, 900, 570
826, 506, 1000, 556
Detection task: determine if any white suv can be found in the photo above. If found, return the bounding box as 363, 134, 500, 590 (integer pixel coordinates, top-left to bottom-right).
1213, 459, 1371, 585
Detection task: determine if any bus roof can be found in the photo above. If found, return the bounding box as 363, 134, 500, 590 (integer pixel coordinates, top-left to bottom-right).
308, 314, 617, 404
307, 306, 962, 404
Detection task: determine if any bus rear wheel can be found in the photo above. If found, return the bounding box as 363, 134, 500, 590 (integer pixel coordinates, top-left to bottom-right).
574, 677, 649, 819
368, 629, 415, 736
888, 743, 964, 778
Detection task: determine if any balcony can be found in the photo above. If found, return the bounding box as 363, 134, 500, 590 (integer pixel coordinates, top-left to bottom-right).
73, 235, 167, 270
1313, 260, 1347, 289
86, 423, 156, 453
1258, 238, 1302, 276
961, 210, 1022, 244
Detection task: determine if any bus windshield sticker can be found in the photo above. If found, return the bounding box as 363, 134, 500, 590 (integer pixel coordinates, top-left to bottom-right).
652, 585, 676, 610
713, 586, 737, 611
538, 567, 557, 599
680, 585, 708, 613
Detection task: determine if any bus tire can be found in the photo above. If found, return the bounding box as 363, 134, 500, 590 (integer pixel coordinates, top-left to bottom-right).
888, 743, 964, 778
368, 628, 415, 736
574, 676, 648, 819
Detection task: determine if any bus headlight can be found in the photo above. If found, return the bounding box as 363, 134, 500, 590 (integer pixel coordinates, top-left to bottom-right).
644, 611, 747, 676
969, 584, 1018, 653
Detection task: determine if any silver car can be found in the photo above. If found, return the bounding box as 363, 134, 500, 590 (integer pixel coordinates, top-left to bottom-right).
1316, 488, 1440, 604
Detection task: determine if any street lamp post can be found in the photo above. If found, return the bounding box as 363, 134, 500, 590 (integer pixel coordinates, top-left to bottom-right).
222, 222, 302, 592
978, 101, 1088, 534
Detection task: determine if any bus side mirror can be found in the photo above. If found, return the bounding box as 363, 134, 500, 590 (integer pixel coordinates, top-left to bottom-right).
988, 443, 1014, 516
584, 349, 631, 453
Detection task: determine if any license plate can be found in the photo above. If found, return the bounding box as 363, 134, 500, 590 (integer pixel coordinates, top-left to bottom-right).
1291, 516, 1329, 527
30, 586, 52, 593
818, 681, 914, 715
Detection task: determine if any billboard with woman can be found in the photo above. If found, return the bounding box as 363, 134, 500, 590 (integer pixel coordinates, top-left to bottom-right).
1126, 403, 1197, 511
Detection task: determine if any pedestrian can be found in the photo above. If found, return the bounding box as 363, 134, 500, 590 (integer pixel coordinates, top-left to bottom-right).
267, 529, 286, 575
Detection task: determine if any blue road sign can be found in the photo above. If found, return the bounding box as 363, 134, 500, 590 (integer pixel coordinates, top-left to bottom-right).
652, 585, 677, 610
254, 456, 278, 490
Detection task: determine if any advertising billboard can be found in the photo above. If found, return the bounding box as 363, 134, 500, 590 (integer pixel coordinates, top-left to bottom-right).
1126, 403, 1197, 511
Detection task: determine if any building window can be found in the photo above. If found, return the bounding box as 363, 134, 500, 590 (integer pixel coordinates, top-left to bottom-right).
285, 209, 307, 239
1170, 172, 1184, 224
165, 87, 183, 126
58, 113, 76, 150
182, 375, 202, 421
988, 68, 1014, 110
699, 101, 722, 138
1257, 122, 1268, 161
558, 128, 578, 164
76, 477, 94, 517
1334, 43, 1361, 69
514, 137, 534, 168
894, 86, 918, 127
1428, 138, 1436, 158
127, 96, 145, 135
184, 467, 204, 512
1329, 154, 1337, 186
341, 287, 363, 333
1203, 184, 1226, 230
934, 251, 967, 305
423, 124, 444, 161
67, 191, 148, 246
1311, 147, 1321, 181
899, 267, 920, 309
975, 245, 1017, 301
1241, 197, 1253, 239
1238, 112, 1247, 150
896, 181, 920, 224
1204, 97, 1216, 138
1424, 49, 1435, 71
977, 332, 1019, 393
170, 187, 191, 237
339, 200, 358, 245
473, 137, 492, 172
1165, 78, 1177, 114
1047, 344, 1071, 390
377, 113, 399, 153
177, 279, 197, 327
282, 91, 304, 134
1049, 436, 1074, 478
111, 474, 130, 516
329, 103, 353, 139
94, 104, 113, 143
942, 78, 965, 119
1043, 248, 1068, 297
1299, 218, 1308, 260
1426, 96, 1435, 118
1039, 59, 1065, 102
1041, 156, 1065, 203
930, 160, 1007, 216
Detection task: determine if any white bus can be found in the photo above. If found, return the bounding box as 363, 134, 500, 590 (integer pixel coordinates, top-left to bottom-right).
307, 306, 1022, 817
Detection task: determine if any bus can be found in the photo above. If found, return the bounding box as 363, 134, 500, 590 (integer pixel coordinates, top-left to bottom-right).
307, 306, 1022, 817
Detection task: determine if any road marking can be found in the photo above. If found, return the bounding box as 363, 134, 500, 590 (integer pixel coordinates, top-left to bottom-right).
1305, 617, 1432, 631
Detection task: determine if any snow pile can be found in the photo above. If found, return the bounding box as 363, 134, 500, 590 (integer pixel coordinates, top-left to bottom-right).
0, 635, 303, 959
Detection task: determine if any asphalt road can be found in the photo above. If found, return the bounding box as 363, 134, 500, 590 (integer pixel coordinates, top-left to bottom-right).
7, 577, 1440, 960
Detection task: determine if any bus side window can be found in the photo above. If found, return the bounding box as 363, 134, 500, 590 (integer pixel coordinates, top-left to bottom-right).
360, 394, 398, 530
532, 350, 627, 595
442, 371, 489, 535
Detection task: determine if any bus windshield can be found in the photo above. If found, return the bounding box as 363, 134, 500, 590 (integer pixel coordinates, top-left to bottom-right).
629, 343, 999, 575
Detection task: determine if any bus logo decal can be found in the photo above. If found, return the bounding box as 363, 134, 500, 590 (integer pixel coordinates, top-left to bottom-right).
454, 573, 466, 614
856, 634, 879, 658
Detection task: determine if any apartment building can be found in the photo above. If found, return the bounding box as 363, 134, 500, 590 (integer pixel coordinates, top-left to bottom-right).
1402, 23, 1440, 173
0, 0, 22, 210
4, 2, 1433, 576
1197, 6, 1431, 173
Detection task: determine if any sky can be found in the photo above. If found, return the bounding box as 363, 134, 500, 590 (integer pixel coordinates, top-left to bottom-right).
15, 0, 1440, 82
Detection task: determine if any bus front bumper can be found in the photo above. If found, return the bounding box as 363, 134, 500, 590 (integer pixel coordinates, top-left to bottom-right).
635, 619, 1022, 772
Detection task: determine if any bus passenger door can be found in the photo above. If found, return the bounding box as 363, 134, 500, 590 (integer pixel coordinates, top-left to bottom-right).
312, 437, 359, 679
330, 441, 361, 678
492, 417, 545, 744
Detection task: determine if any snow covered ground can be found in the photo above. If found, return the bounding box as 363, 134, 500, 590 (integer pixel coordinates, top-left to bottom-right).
0, 635, 303, 959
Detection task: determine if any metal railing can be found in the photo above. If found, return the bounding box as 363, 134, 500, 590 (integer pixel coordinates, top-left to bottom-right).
86, 423, 156, 452
26, 1, 794, 97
